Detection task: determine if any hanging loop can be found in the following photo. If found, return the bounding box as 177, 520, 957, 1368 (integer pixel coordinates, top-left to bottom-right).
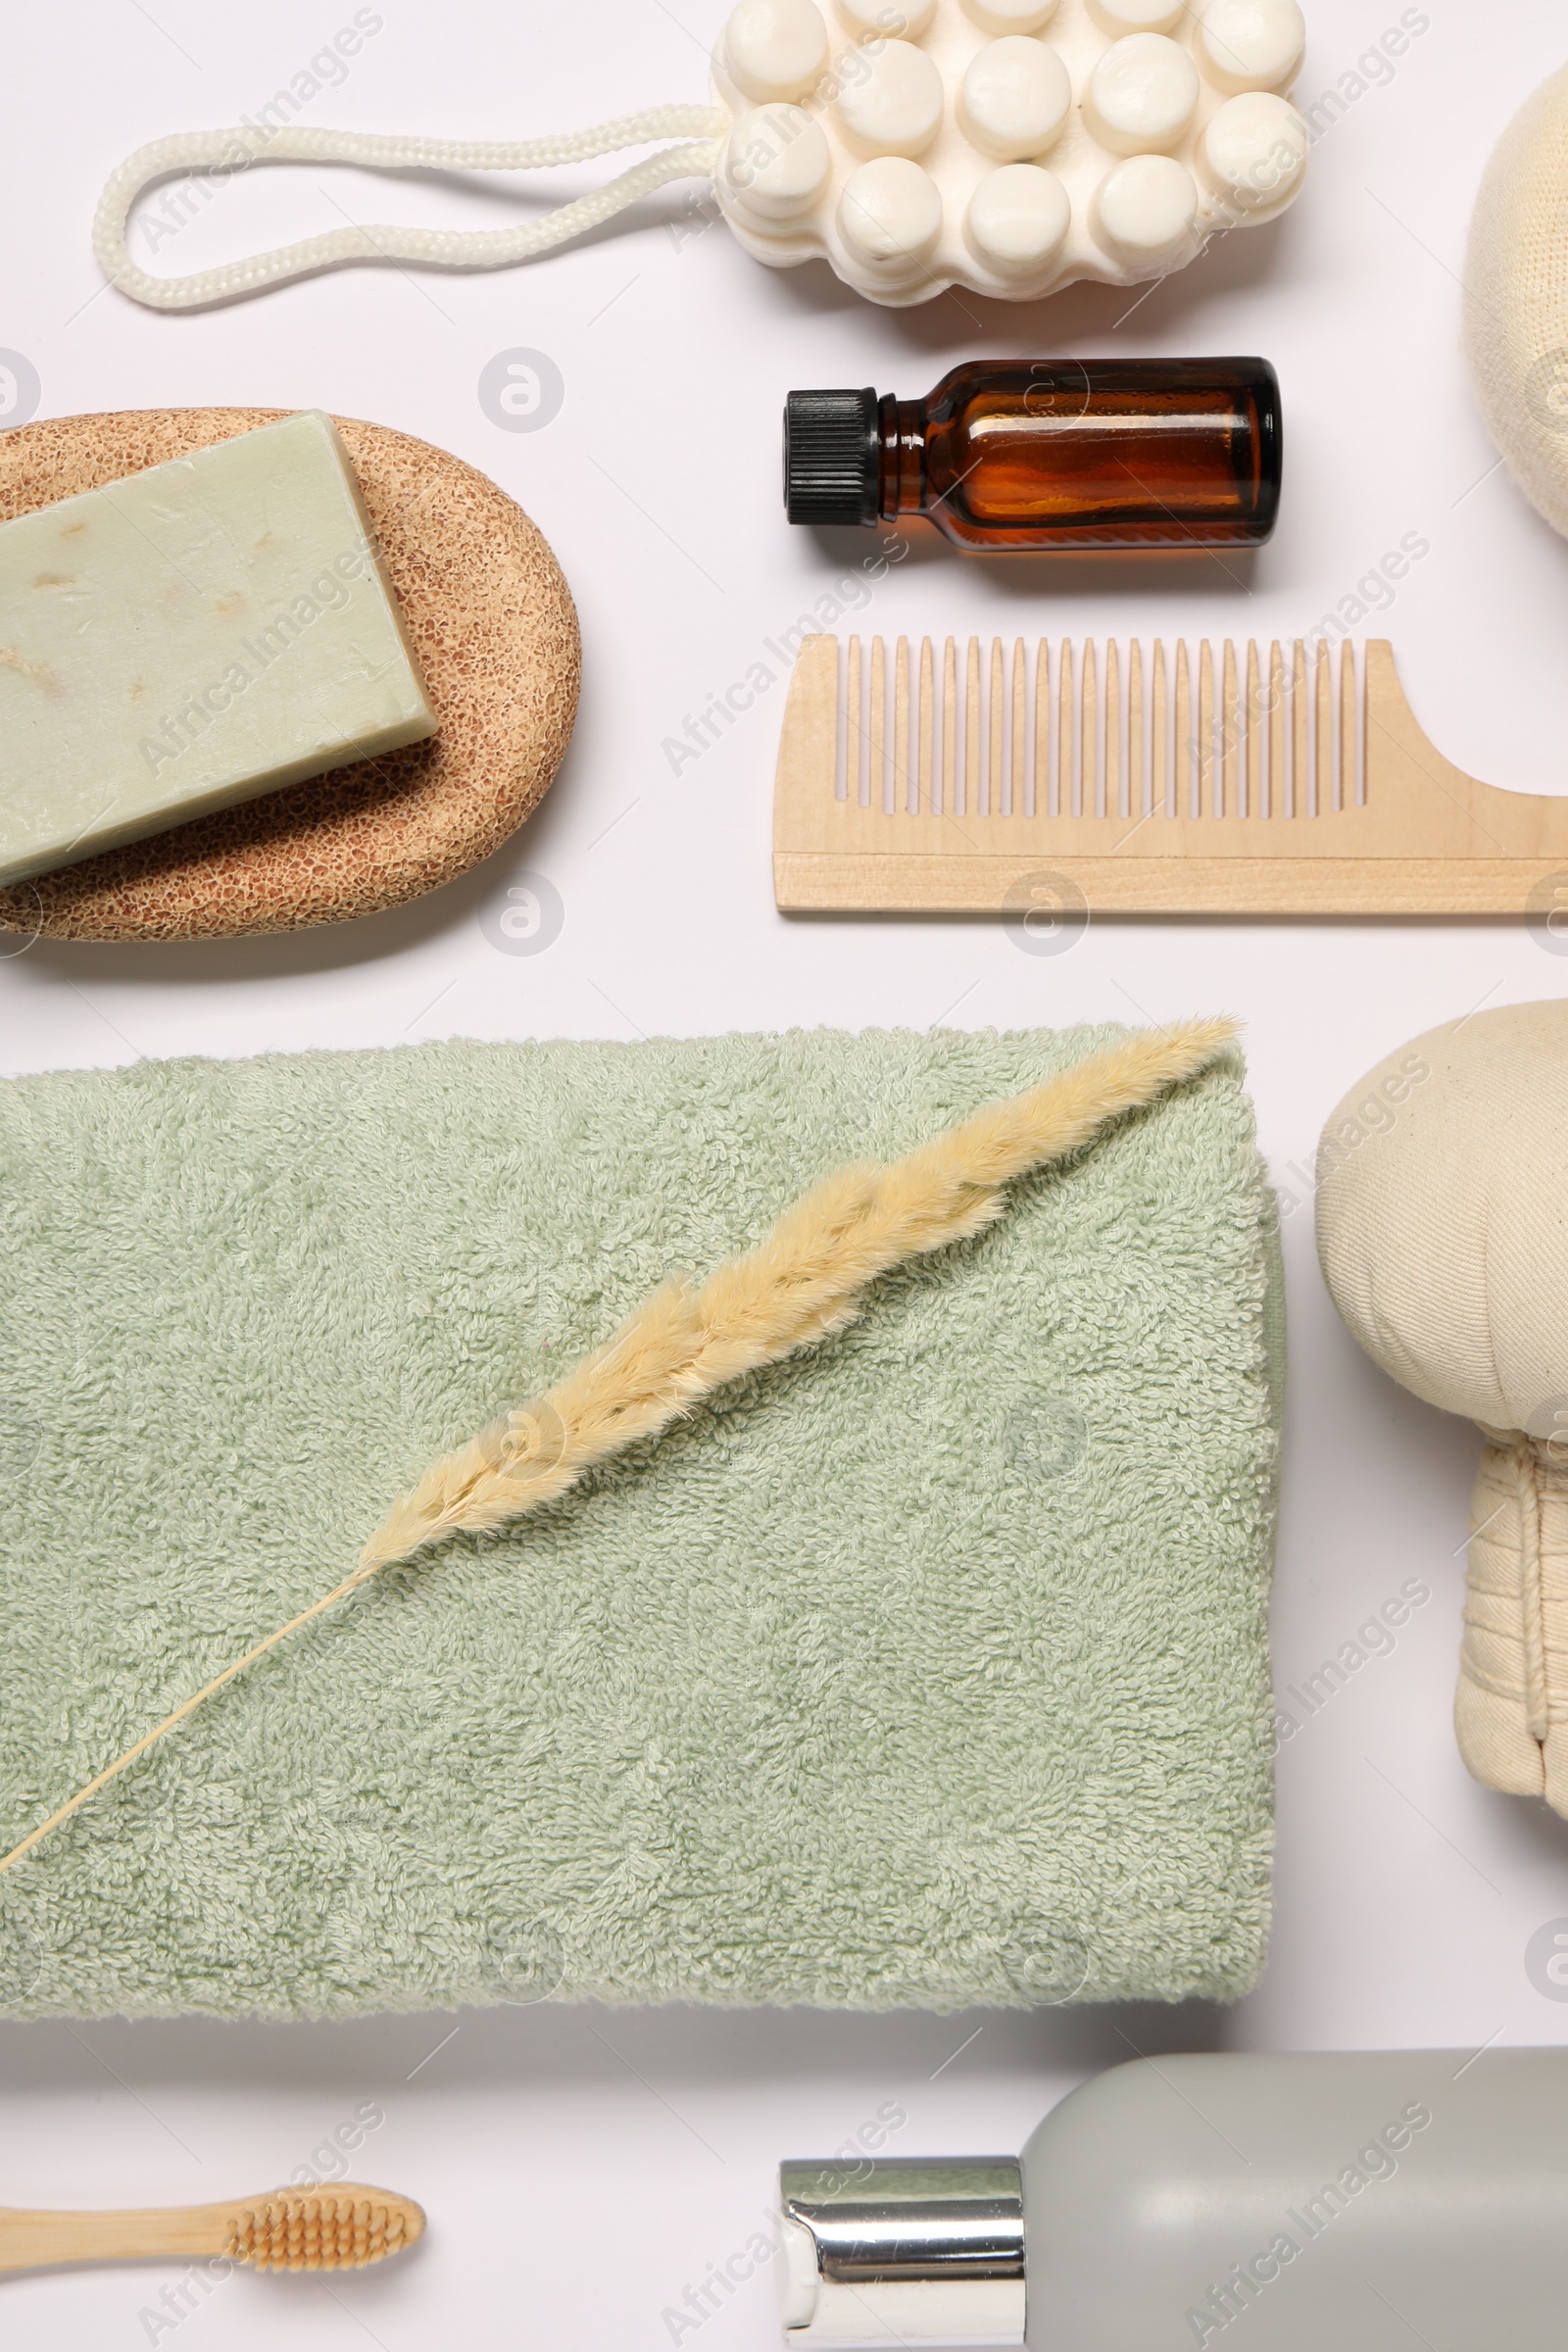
93, 107, 732, 310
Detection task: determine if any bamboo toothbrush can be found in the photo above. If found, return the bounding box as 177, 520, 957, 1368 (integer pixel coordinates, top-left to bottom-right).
0, 2184, 424, 2277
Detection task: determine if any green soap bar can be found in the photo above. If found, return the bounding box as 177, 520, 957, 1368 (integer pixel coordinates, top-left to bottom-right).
0, 411, 438, 886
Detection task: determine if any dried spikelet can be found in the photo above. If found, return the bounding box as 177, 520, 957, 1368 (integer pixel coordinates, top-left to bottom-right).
0, 1017, 1237, 1876
358, 1016, 1239, 1572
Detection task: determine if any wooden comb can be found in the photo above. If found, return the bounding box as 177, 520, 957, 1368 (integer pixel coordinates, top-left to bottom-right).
772, 634, 1568, 915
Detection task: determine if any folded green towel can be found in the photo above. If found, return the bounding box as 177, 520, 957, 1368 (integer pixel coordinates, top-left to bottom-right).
0, 1026, 1282, 2022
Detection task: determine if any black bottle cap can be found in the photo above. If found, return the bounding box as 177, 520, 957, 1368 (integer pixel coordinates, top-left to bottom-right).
784, 388, 880, 526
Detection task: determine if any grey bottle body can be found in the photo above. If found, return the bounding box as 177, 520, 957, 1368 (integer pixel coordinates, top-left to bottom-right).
1023, 2049, 1566, 2352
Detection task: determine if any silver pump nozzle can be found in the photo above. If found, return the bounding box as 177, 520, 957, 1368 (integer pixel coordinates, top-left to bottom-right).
778, 2155, 1025, 2348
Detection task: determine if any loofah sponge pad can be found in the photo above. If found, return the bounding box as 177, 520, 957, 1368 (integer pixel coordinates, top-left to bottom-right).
1315, 1002, 1568, 1813
1464, 64, 1568, 541
0, 411, 579, 943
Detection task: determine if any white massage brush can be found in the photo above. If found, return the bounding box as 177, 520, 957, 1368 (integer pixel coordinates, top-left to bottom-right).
94, 0, 1309, 312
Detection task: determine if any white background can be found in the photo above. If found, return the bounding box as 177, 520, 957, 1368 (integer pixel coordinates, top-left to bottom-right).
3, 2, 1568, 2346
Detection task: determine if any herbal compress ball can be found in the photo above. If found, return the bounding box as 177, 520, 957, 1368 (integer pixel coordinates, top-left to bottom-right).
1315, 1002, 1568, 1814
1466, 63, 1568, 542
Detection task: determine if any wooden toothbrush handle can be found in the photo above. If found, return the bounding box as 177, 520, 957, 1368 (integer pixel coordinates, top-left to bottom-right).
0, 2201, 233, 2273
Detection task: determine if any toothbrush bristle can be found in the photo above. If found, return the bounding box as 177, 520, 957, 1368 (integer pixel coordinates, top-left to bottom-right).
226, 2189, 423, 2272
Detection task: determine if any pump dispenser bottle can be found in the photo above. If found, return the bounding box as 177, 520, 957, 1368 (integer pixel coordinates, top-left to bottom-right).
779, 2050, 1568, 2352
784, 359, 1281, 552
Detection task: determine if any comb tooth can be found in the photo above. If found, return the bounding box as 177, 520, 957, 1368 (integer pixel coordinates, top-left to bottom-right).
869, 636, 886, 814
1268, 641, 1285, 818
989, 637, 1004, 816
1057, 638, 1074, 816
1175, 640, 1191, 813
965, 636, 980, 817
1033, 638, 1050, 815
1104, 640, 1121, 819
918, 637, 933, 816
851, 635, 864, 808
1292, 639, 1308, 816
1199, 640, 1214, 817
1340, 638, 1357, 805
845, 637, 861, 805
1128, 641, 1145, 816
895, 636, 910, 815
1314, 636, 1332, 814
1011, 638, 1025, 817
1221, 640, 1238, 817
942, 636, 956, 815
1082, 639, 1098, 817
1152, 640, 1167, 815
1245, 641, 1262, 817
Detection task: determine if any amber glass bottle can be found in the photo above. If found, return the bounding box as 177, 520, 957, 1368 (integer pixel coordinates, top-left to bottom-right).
784, 359, 1280, 552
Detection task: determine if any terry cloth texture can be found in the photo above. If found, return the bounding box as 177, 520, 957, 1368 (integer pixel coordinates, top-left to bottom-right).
0, 1027, 1282, 2023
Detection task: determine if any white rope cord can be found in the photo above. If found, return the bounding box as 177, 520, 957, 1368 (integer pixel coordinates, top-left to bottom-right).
93, 106, 732, 311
